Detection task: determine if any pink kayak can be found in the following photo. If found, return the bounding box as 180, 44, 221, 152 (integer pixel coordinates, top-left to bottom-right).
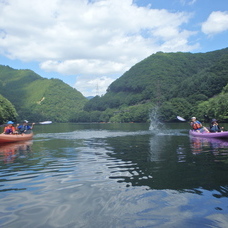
189, 130, 228, 139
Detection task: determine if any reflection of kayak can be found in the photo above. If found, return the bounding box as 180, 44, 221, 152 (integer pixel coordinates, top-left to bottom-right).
189, 130, 228, 139
190, 136, 228, 147
0, 141, 33, 163
190, 136, 228, 158
0, 133, 33, 143
0, 141, 33, 150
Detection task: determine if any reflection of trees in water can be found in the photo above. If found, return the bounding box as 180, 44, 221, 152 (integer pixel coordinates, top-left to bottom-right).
0, 141, 33, 164
106, 134, 228, 198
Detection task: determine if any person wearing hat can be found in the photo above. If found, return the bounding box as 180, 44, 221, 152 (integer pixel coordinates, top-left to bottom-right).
209, 119, 223, 132
190, 117, 209, 133
17, 120, 35, 134
2, 121, 17, 134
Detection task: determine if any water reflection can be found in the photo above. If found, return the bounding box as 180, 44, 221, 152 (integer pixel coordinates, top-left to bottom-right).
0, 141, 33, 163
190, 136, 228, 157
105, 133, 228, 197
1, 124, 228, 227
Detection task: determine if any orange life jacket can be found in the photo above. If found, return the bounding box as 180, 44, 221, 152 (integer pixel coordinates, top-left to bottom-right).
4, 126, 15, 134
192, 122, 201, 130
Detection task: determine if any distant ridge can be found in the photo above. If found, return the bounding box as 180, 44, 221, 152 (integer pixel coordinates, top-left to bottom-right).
86, 96, 94, 100
0, 65, 87, 122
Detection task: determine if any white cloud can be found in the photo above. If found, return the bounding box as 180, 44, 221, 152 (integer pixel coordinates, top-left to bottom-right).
40, 59, 128, 75
180, 0, 197, 6
74, 75, 115, 97
0, 0, 199, 96
202, 11, 228, 35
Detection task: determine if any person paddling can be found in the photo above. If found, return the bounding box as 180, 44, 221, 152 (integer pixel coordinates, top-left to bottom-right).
209, 119, 223, 132
190, 117, 209, 133
17, 120, 35, 134
2, 121, 17, 134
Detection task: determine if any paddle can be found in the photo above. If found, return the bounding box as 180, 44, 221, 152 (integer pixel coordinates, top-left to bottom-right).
39, 121, 52, 125
177, 116, 186, 122
20, 120, 52, 125
0, 120, 52, 127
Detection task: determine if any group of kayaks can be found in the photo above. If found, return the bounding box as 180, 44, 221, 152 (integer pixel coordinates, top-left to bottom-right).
0, 122, 228, 143
1, 130, 228, 144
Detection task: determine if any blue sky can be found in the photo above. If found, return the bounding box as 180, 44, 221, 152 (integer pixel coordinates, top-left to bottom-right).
0, 0, 227, 96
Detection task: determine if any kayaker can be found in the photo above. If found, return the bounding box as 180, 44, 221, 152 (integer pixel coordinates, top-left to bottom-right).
17, 120, 35, 134
209, 119, 223, 132
2, 121, 17, 134
190, 117, 209, 133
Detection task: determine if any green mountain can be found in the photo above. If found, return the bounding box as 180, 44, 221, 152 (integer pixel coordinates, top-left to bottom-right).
0, 65, 87, 122
1, 47, 228, 123
82, 48, 228, 122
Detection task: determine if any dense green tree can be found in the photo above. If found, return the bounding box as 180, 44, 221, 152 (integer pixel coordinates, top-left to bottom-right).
0, 94, 18, 124
159, 98, 192, 122
196, 91, 228, 122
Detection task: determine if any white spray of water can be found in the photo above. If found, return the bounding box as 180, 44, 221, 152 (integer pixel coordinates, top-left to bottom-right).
148, 106, 186, 136
149, 106, 165, 132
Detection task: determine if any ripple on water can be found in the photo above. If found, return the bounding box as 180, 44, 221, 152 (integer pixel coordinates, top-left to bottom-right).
1, 125, 228, 227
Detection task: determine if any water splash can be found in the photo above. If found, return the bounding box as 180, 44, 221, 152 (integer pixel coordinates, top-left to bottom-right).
149, 106, 165, 132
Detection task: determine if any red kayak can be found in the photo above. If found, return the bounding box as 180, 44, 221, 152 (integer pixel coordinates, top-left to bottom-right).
189, 130, 228, 139
0, 133, 33, 143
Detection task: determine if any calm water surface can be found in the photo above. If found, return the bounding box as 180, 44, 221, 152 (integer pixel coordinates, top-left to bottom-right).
1, 122, 228, 228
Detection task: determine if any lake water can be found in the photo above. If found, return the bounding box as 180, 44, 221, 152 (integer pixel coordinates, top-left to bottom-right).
1, 122, 228, 228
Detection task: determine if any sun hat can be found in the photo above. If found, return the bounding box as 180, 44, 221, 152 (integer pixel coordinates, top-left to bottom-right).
23, 120, 28, 123
7, 121, 14, 124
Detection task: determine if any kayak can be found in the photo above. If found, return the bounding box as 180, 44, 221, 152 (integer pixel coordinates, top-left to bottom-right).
0, 132, 33, 143
189, 130, 228, 139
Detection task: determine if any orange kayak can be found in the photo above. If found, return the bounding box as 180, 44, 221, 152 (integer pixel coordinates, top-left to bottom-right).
0, 132, 33, 143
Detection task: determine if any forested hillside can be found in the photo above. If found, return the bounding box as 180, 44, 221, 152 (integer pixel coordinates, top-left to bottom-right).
1, 48, 228, 124
0, 65, 87, 122
81, 48, 228, 123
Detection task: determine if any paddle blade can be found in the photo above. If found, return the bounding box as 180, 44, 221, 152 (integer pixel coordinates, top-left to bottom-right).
39, 121, 52, 124
177, 116, 186, 121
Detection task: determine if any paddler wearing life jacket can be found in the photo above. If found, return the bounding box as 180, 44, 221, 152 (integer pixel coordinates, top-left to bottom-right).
2, 121, 17, 134
17, 120, 35, 134
190, 117, 210, 133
